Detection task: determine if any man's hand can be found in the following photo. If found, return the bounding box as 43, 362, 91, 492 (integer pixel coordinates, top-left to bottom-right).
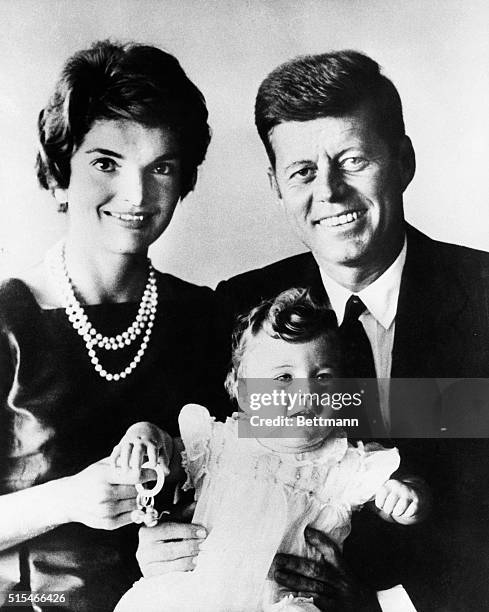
273, 527, 380, 611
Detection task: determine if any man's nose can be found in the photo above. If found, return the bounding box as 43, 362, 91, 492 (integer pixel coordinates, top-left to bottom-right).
121, 170, 146, 207
313, 164, 343, 202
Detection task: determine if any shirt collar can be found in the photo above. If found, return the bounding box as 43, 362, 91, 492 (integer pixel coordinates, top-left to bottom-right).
319, 237, 407, 330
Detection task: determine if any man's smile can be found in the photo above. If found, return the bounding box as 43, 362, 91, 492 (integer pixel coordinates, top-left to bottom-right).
314, 208, 368, 228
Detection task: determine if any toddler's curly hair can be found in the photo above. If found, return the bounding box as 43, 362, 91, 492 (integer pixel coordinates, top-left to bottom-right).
225, 288, 340, 398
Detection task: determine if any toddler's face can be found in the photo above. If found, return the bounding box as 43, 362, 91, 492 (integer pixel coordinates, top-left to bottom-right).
240, 330, 340, 449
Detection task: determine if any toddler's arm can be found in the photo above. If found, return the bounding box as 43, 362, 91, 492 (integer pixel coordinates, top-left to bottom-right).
111, 421, 174, 477
373, 476, 430, 525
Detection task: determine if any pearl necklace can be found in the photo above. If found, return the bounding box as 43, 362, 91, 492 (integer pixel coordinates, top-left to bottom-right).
47, 242, 158, 382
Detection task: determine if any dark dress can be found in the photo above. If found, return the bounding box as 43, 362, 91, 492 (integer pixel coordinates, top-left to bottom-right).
0, 273, 231, 611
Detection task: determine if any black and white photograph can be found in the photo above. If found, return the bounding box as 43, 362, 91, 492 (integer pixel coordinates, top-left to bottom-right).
1, 1, 488, 611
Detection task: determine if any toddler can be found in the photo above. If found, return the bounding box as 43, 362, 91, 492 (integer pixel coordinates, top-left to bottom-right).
114, 288, 428, 612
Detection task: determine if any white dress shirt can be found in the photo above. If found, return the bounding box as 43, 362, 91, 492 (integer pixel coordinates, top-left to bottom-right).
319, 238, 407, 432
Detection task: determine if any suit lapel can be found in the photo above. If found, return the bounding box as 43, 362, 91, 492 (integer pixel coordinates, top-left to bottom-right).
391, 225, 468, 378
390, 226, 471, 435
391, 227, 436, 377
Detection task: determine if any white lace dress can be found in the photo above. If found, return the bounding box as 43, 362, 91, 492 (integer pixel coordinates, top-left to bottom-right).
115, 405, 400, 612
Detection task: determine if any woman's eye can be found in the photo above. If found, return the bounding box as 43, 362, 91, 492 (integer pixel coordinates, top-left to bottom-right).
340, 157, 369, 172
152, 163, 173, 176
92, 158, 117, 173
275, 373, 293, 382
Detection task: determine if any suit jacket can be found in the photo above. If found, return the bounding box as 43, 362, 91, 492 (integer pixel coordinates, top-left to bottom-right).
217, 224, 489, 375
216, 224, 489, 612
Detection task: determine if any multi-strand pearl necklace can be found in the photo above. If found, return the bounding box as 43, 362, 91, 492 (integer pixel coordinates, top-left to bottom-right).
47, 242, 158, 382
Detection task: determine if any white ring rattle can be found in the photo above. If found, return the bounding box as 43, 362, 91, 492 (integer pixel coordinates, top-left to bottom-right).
135, 460, 167, 496
132, 461, 168, 527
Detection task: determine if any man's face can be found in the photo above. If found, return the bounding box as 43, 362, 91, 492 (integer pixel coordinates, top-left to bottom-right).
268, 103, 414, 276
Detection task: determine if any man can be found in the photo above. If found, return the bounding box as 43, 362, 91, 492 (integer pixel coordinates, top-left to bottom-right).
137, 52, 489, 611
214, 51, 489, 611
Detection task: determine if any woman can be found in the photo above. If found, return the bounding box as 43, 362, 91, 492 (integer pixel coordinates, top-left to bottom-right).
0, 40, 228, 612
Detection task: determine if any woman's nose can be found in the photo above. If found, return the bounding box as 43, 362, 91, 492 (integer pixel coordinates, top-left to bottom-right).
121, 170, 146, 207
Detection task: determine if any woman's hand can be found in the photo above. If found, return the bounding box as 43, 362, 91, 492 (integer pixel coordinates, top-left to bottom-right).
272, 527, 380, 612
0, 457, 156, 552
63, 458, 144, 530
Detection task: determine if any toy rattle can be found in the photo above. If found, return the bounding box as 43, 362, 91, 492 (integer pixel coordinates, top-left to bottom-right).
131, 460, 168, 527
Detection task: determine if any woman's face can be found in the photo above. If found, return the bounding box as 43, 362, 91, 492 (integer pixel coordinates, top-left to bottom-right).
57, 119, 182, 256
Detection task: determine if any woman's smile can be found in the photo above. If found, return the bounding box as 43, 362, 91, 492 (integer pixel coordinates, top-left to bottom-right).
102, 209, 156, 230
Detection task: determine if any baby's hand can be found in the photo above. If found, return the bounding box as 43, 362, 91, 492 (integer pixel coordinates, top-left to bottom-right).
110, 422, 170, 481
375, 478, 426, 525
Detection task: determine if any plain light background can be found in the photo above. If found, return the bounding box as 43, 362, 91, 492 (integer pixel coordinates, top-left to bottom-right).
0, 0, 488, 287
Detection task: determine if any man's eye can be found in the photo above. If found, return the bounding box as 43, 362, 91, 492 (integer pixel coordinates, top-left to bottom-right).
340, 157, 369, 171
92, 158, 118, 172
291, 167, 316, 181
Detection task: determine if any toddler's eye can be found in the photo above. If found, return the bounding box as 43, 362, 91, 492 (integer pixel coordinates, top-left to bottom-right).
316, 372, 333, 380
92, 158, 118, 173
315, 372, 335, 387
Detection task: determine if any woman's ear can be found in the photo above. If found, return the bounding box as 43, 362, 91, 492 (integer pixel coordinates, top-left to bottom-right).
53, 187, 68, 204
53, 187, 69, 213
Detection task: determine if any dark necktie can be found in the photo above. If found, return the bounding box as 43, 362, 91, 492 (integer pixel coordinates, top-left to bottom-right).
340, 296, 376, 379
339, 295, 385, 436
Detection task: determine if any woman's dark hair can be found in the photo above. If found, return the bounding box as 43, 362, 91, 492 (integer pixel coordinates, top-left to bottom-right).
36, 40, 211, 198
225, 288, 340, 398
255, 50, 405, 166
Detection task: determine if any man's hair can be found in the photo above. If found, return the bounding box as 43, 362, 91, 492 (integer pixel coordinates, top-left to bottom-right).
255, 50, 405, 166
36, 40, 211, 199
225, 288, 339, 399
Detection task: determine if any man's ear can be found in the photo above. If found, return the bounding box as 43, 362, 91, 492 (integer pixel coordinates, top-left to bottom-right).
267, 167, 282, 201
398, 135, 416, 192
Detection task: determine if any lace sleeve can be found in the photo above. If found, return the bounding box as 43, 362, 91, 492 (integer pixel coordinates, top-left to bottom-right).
178, 404, 215, 496
345, 441, 401, 508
